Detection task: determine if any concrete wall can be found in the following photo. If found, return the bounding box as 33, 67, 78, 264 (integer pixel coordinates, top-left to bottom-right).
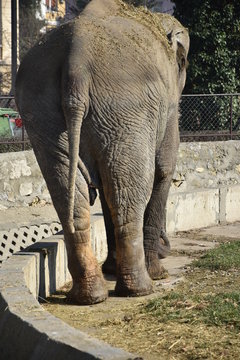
167, 140, 240, 231
0, 141, 240, 231
0, 240, 135, 359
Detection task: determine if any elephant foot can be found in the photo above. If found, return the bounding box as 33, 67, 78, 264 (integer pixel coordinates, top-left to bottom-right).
145, 252, 168, 280
115, 268, 153, 297
67, 271, 108, 305
65, 236, 108, 305
158, 230, 171, 259
145, 249, 169, 280
102, 253, 116, 275
144, 229, 171, 260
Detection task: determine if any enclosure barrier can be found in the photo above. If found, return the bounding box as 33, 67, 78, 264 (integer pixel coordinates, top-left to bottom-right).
0, 95, 28, 151
180, 93, 240, 141
0, 235, 135, 359
1, 94, 240, 152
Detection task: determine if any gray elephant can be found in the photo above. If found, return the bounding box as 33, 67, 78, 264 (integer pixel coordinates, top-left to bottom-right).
15, 0, 189, 305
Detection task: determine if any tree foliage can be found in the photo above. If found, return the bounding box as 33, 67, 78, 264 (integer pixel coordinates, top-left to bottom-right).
174, 0, 240, 94
19, 1, 44, 60
124, 0, 145, 5
76, 0, 145, 9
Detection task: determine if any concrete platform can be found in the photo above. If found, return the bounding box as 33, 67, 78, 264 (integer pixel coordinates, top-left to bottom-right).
1, 220, 240, 359
0, 199, 106, 265
0, 238, 135, 359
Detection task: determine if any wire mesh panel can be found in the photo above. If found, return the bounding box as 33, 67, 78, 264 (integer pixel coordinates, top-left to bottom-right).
0, 95, 30, 152
180, 94, 240, 141
1, 94, 240, 151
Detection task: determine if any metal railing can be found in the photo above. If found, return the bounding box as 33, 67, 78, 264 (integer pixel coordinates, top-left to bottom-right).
0, 95, 29, 152
180, 94, 240, 141
0, 94, 240, 152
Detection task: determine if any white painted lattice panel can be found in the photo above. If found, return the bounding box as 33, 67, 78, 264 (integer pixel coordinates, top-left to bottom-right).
0, 222, 62, 264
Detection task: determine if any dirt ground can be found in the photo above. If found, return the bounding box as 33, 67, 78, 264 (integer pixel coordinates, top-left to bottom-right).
43, 222, 240, 359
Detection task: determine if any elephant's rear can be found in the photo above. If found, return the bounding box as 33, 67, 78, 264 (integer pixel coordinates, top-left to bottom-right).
15, 24, 72, 130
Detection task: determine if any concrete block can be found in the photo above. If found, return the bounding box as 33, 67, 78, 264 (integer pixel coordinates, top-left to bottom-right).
0, 247, 136, 359
225, 185, 240, 222
22, 253, 39, 299
167, 189, 219, 232
41, 236, 68, 289
90, 215, 107, 263
27, 240, 60, 298
64, 243, 72, 283
0, 253, 39, 298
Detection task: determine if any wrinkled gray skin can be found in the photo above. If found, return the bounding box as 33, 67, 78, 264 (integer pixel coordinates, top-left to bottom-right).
15, 0, 189, 305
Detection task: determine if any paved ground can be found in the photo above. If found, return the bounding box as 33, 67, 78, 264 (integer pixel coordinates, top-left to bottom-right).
161, 222, 240, 284
43, 220, 240, 360
1, 200, 239, 283
0, 200, 102, 231
43, 220, 240, 307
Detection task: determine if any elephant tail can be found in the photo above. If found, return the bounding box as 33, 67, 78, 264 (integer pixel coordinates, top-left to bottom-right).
67, 104, 92, 234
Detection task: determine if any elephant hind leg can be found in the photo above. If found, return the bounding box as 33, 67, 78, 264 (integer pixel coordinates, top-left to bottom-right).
144, 111, 179, 280
29, 131, 107, 305
99, 188, 116, 276
101, 174, 153, 297
114, 219, 153, 297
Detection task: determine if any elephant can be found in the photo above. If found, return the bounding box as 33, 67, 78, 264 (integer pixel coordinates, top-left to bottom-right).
15, 0, 189, 305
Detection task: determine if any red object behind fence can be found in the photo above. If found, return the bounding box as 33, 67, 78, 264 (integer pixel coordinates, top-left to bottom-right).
15, 118, 23, 128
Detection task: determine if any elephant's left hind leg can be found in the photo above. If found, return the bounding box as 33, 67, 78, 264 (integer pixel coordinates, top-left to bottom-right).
144, 177, 172, 280
144, 113, 179, 279
28, 130, 107, 305
99, 188, 116, 275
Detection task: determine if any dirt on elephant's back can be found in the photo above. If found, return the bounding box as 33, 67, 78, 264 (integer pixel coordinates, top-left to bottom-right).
75, 0, 179, 66
118, 2, 166, 41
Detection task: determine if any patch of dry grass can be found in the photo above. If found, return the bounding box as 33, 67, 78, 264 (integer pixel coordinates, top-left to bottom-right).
44, 242, 240, 359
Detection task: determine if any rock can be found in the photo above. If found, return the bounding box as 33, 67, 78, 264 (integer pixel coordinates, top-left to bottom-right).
235, 164, 240, 173
19, 183, 33, 196
9, 160, 31, 180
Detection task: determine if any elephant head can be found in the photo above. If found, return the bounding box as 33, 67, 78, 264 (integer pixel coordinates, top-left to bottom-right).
159, 14, 189, 94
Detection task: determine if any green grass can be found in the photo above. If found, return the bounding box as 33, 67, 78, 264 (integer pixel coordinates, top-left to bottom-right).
203, 292, 240, 328
145, 291, 240, 330
144, 241, 240, 331
192, 241, 240, 270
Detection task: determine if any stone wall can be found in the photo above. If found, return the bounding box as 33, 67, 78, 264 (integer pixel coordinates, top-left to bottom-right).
1, 141, 240, 210
0, 150, 50, 209
1, 140, 240, 237
172, 141, 240, 193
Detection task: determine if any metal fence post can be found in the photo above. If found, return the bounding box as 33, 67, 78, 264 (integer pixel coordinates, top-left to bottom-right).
21, 123, 25, 151
229, 95, 233, 140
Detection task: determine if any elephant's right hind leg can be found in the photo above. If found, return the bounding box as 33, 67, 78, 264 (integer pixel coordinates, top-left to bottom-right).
101, 175, 153, 297
30, 133, 107, 305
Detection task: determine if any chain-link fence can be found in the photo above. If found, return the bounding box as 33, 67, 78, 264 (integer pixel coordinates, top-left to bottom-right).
0, 95, 29, 152
1, 93, 240, 152
180, 94, 240, 141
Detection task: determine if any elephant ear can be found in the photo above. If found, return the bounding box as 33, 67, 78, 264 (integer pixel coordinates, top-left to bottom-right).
168, 29, 189, 73
160, 14, 189, 72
